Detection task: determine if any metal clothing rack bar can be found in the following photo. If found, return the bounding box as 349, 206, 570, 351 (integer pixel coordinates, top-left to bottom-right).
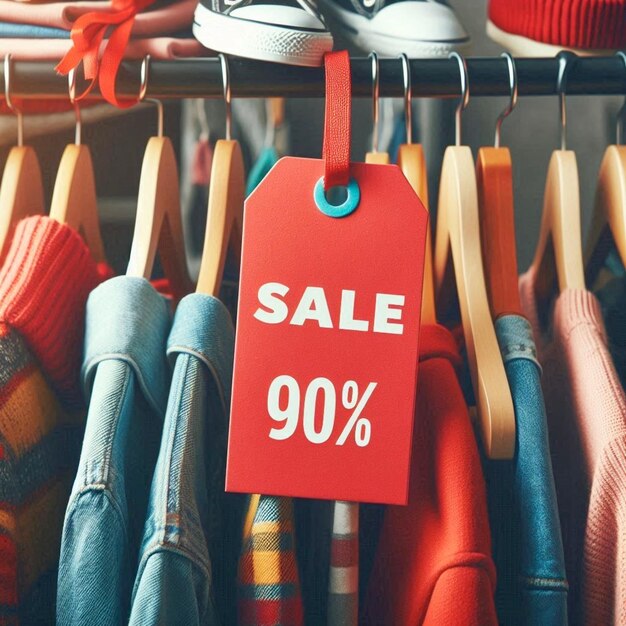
6, 56, 626, 100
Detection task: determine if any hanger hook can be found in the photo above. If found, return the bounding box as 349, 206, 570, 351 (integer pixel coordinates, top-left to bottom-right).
219, 53, 232, 141
556, 51, 576, 151
398, 53, 412, 145
4, 54, 23, 147
494, 52, 518, 148
139, 55, 164, 138
195, 99, 210, 143
369, 51, 381, 153
68, 68, 82, 145
616, 51, 626, 145
449, 52, 469, 147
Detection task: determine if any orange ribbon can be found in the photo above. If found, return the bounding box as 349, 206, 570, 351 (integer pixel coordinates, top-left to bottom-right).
55, 0, 156, 108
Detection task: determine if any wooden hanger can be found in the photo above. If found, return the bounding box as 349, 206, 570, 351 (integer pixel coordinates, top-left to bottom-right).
476, 53, 523, 319
530, 52, 585, 306
396, 54, 435, 324
0, 54, 45, 261
434, 53, 515, 459
49, 69, 106, 263
196, 54, 245, 297
585, 146, 626, 286
585, 52, 626, 286
126, 56, 194, 302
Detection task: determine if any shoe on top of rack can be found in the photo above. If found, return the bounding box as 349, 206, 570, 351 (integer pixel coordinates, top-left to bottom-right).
318, 0, 469, 57
487, 0, 626, 56
193, 0, 334, 66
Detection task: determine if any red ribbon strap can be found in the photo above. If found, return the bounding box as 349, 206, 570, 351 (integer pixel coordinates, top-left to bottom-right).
55, 0, 156, 107
322, 50, 352, 190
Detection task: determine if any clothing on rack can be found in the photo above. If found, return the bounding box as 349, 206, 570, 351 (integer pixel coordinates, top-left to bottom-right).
129, 293, 242, 626
0, 216, 111, 624
0, 52, 623, 626
57, 277, 172, 626
238, 495, 304, 626
327, 500, 359, 626
363, 324, 498, 626
520, 269, 626, 625
486, 314, 568, 626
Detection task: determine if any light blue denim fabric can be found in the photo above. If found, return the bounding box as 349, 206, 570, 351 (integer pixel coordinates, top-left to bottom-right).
128, 293, 240, 626
0, 21, 67, 38
57, 276, 171, 626
487, 315, 568, 626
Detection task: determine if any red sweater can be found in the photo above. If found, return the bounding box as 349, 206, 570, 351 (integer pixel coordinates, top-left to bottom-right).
364, 324, 497, 625
0, 216, 111, 405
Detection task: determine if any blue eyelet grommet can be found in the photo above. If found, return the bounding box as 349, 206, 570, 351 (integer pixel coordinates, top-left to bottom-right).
313, 177, 360, 218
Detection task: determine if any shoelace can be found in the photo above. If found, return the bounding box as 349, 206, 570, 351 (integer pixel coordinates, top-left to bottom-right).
226, 0, 320, 18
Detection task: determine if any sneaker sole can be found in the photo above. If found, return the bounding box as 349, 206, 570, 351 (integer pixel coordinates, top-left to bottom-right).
194, 3, 334, 66
486, 20, 615, 57
319, 0, 470, 57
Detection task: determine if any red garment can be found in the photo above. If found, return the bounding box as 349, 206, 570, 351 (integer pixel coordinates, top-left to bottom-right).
488, 0, 626, 50
0, 216, 111, 622
363, 324, 497, 626
0, 216, 112, 406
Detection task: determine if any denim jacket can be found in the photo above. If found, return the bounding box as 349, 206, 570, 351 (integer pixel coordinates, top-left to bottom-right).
57, 277, 171, 625
128, 293, 241, 626
486, 315, 568, 626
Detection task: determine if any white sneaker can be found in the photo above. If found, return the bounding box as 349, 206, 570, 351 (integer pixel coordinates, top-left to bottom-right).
319, 0, 469, 57
193, 0, 334, 66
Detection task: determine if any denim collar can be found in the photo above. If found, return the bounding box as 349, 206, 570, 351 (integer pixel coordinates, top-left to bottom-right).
82, 276, 172, 415
495, 314, 541, 372
167, 293, 235, 412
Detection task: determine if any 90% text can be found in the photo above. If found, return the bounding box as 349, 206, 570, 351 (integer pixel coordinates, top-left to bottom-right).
267, 376, 377, 447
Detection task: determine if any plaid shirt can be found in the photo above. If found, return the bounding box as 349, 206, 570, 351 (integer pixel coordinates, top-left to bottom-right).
238, 494, 304, 625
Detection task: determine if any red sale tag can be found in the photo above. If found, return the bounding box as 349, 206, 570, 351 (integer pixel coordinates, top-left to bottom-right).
226, 157, 429, 504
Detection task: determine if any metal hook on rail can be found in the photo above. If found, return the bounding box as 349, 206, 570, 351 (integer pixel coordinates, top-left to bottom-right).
556, 51, 576, 151
449, 52, 469, 147
68, 68, 82, 145
4, 55, 23, 147
494, 52, 518, 148
219, 53, 232, 141
398, 53, 412, 145
369, 51, 381, 153
139, 55, 164, 138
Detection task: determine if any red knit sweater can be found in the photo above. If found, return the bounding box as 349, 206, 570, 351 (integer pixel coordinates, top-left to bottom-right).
489, 0, 626, 49
0, 216, 112, 405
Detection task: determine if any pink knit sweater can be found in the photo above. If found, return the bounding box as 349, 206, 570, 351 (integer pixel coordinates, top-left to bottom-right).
520, 268, 626, 625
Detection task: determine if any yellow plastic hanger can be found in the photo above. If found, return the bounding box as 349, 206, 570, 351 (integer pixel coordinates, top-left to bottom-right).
434, 53, 515, 460
196, 54, 245, 296
0, 54, 45, 261
396, 54, 435, 324
530, 52, 585, 308
126, 55, 194, 302
49, 68, 106, 264
585, 51, 626, 287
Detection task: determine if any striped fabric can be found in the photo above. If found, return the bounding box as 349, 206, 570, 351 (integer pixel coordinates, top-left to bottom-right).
0, 324, 84, 625
0, 217, 109, 624
328, 501, 359, 626
238, 494, 304, 626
